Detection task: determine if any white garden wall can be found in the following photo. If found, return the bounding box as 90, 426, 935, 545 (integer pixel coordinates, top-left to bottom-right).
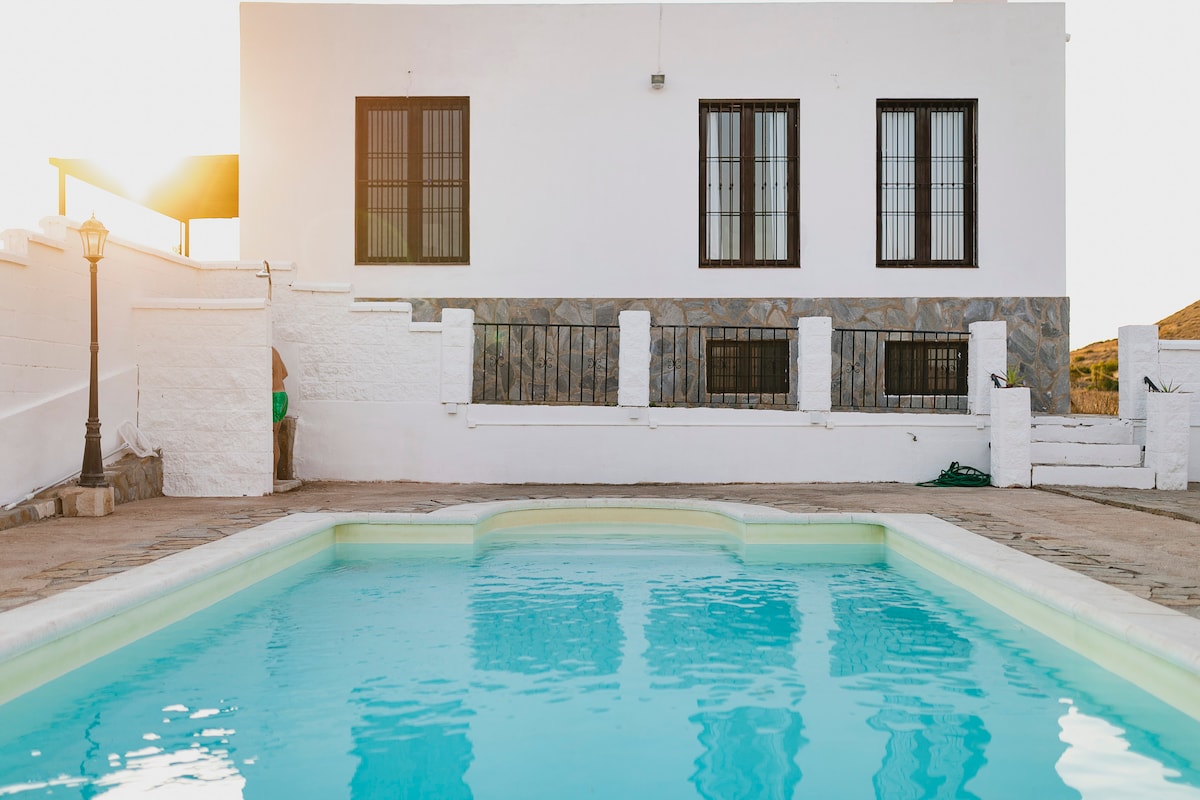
1117, 326, 1200, 483
133, 301, 273, 497
269, 283, 993, 484
0, 217, 276, 505
240, 2, 1066, 300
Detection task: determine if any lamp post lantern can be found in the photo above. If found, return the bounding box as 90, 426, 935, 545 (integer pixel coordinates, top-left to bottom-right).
79, 214, 109, 488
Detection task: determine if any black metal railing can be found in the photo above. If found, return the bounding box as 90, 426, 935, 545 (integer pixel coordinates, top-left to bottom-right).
652, 325, 796, 408
832, 328, 969, 412
474, 323, 619, 405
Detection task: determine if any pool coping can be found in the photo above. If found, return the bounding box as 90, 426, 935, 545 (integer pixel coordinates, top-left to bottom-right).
1, 498, 1199, 718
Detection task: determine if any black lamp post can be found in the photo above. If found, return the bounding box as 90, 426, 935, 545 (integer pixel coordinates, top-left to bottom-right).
79, 214, 109, 488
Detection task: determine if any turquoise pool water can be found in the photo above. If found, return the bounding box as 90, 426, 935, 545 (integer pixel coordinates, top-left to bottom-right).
2, 529, 1199, 798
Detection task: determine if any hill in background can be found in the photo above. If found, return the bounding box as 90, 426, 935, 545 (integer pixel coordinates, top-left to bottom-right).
1070, 299, 1200, 403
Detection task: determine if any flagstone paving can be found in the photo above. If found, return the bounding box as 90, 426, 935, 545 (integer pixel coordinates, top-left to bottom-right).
1, 482, 1198, 618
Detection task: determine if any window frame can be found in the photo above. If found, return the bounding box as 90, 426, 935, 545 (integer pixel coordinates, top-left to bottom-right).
355, 96, 470, 265
884, 339, 968, 397
705, 338, 791, 395
699, 99, 800, 268
876, 99, 976, 268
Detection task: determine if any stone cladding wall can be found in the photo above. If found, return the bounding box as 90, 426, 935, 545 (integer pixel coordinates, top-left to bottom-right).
408, 297, 1071, 413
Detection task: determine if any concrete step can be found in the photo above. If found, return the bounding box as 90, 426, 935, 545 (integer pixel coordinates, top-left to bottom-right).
1030, 441, 1143, 468
1031, 415, 1135, 445
1033, 464, 1156, 489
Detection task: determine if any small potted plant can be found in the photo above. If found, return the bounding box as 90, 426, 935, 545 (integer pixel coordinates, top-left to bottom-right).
989, 365, 1032, 487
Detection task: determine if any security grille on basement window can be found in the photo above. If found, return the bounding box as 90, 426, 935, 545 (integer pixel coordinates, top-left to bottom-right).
355, 96, 469, 264
877, 99, 976, 267
706, 339, 790, 394
884, 340, 968, 396
700, 100, 799, 267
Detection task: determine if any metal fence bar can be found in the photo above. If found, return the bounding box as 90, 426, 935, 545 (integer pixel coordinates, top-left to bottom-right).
473, 322, 620, 405
832, 328, 969, 412
650, 325, 796, 409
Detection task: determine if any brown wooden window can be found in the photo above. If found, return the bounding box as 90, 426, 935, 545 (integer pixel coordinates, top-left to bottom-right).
706, 339, 790, 394
356, 97, 469, 264
877, 100, 976, 267
700, 100, 799, 267
884, 340, 967, 396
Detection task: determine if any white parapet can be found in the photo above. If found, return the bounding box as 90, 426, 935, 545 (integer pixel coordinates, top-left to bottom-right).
618, 310, 651, 408
440, 308, 475, 405
968, 320, 1007, 415
1146, 392, 1191, 490
1118, 325, 1159, 421
990, 386, 1031, 487
796, 316, 832, 413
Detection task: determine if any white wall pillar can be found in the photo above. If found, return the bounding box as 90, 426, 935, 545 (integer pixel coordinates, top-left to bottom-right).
134, 299, 272, 497
989, 386, 1031, 488
440, 308, 475, 406
1146, 392, 1191, 490
618, 310, 650, 408
968, 320, 1007, 416
1118, 325, 1159, 421
796, 316, 832, 413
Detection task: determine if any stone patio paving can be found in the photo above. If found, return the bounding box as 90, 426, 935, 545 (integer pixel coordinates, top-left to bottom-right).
1, 481, 1198, 618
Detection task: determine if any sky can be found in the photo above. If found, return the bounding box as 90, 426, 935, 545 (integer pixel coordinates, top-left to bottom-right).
1, 0, 1196, 349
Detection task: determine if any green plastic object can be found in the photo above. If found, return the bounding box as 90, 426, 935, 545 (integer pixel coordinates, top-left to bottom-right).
917, 461, 991, 487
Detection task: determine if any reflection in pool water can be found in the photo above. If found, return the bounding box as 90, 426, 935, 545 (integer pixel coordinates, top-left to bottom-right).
1, 531, 1199, 798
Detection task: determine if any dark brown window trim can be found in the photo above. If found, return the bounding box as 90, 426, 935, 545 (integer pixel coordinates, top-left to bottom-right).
884, 339, 968, 396
355, 96, 470, 265
699, 99, 800, 268
705, 338, 791, 395
876, 99, 976, 269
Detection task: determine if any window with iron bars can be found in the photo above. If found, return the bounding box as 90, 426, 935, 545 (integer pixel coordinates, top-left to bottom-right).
877, 99, 976, 267
355, 96, 469, 264
700, 100, 799, 267
884, 340, 968, 396
706, 339, 790, 394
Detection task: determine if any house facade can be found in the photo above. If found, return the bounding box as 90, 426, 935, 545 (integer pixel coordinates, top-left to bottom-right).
240, 0, 1069, 412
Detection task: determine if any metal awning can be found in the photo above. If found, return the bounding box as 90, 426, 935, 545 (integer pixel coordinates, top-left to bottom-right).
49, 154, 238, 255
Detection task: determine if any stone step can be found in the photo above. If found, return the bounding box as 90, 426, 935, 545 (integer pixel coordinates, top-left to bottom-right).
1031, 416, 1135, 445
1032, 465, 1156, 489
1030, 442, 1143, 468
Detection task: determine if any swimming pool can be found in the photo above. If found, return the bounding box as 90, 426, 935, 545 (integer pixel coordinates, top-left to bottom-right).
1, 501, 1199, 797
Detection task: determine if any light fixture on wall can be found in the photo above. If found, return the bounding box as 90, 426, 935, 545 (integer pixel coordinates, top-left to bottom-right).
650, 73, 665, 90
78, 214, 109, 488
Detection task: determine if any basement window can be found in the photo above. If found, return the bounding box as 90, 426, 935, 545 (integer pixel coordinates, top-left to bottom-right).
706, 339, 790, 394
884, 340, 967, 396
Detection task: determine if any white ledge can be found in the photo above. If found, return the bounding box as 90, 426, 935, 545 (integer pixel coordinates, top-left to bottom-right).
195, 260, 296, 273
132, 298, 268, 310
350, 301, 414, 313
288, 281, 352, 294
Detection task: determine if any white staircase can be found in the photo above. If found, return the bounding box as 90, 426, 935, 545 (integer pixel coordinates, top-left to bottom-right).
1030, 415, 1155, 488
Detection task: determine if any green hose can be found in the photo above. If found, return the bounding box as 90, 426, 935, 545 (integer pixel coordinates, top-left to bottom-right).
916, 461, 991, 487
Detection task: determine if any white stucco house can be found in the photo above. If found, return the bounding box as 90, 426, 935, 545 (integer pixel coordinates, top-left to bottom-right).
240, 0, 1069, 400
23, 1, 1197, 501
230, 0, 1079, 486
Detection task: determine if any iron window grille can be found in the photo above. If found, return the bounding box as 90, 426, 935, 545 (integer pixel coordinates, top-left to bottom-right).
652, 325, 795, 409
706, 339, 790, 394
877, 100, 976, 267
832, 329, 969, 412
885, 340, 968, 396
700, 100, 800, 267
355, 96, 469, 264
